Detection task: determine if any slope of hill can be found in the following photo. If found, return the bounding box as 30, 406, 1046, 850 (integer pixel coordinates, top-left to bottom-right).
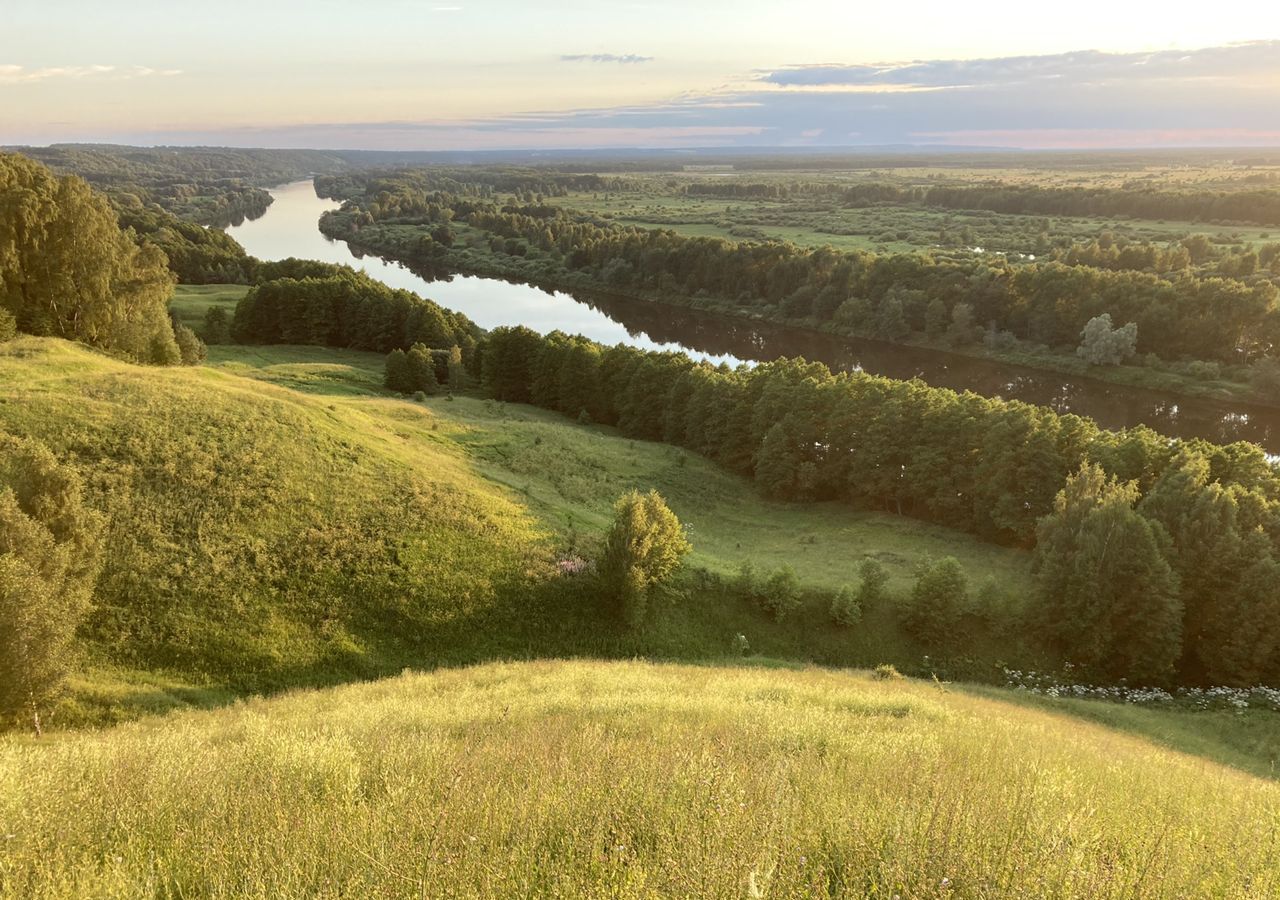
1, 659, 1275, 898
0, 336, 555, 702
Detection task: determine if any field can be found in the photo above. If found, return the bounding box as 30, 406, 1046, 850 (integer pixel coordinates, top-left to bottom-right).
1, 659, 1276, 898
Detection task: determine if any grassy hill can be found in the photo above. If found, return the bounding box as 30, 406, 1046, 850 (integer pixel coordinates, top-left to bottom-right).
2, 659, 1276, 898
0, 331, 1048, 728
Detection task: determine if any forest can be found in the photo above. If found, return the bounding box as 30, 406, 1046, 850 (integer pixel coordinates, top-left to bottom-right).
313, 166, 1280, 404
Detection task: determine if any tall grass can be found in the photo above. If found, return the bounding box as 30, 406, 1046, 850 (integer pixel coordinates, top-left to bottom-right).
1, 660, 1275, 898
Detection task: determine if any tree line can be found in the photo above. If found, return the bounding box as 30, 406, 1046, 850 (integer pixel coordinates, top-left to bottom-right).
0, 153, 202, 365
842, 182, 1280, 228
477, 325, 1280, 686
320, 183, 1280, 364
231, 260, 481, 361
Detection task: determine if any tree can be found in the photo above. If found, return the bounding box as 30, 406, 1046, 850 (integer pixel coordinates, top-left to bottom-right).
830, 583, 861, 626
1251, 356, 1280, 398
924, 298, 949, 338
0, 308, 15, 343
384, 349, 413, 393
946, 302, 978, 346
447, 344, 467, 390
202, 306, 232, 345
903, 557, 967, 646
1077, 314, 1138, 366
1034, 465, 1181, 682
762, 565, 801, 621
856, 558, 890, 610
598, 490, 691, 625
406, 344, 439, 394
0, 153, 179, 363
174, 324, 207, 366
0, 433, 103, 734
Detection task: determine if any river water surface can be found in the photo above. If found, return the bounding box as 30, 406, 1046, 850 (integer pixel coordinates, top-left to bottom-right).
227, 180, 1280, 453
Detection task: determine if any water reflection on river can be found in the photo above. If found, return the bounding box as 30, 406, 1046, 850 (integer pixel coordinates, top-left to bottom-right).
227, 181, 1280, 454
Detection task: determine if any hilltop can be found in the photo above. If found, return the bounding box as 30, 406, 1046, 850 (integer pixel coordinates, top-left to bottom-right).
1, 659, 1275, 898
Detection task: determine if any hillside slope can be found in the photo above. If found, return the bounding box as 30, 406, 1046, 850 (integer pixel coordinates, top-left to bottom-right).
1, 659, 1276, 899
0, 337, 555, 697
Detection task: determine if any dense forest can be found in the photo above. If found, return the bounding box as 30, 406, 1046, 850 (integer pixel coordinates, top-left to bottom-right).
0, 153, 203, 364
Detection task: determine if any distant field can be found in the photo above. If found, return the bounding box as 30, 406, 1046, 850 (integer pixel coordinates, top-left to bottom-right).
169, 283, 248, 330
1, 659, 1275, 898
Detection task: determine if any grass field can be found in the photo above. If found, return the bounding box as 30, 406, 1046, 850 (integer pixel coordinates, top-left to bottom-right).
169, 283, 249, 331
1, 659, 1276, 898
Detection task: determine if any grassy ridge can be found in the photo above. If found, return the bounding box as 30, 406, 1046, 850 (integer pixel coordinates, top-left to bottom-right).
1, 659, 1276, 898
0, 336, 555, 713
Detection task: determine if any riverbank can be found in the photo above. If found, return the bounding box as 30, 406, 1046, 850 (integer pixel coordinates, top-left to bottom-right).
328, 216, 1277, 412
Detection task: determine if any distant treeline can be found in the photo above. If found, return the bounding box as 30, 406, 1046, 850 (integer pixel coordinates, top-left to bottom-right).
683, 178, 1280, 226
880, 183, 1280, 227
479, 325, 1280, 685
322, 184, 1280, 363
232, 260, 481, 359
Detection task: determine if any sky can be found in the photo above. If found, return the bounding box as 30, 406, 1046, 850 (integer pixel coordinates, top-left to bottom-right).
2, 0, 1280, 150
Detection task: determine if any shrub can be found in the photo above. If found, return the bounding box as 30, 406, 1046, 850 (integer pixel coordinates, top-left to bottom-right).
0, 309, 15, 343
873, 664, 904, 680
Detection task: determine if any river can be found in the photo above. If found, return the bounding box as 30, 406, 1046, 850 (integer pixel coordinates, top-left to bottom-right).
227, 180, 1280, 453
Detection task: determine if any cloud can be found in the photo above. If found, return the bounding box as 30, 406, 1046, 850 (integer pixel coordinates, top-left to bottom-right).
15, 42, 1278, 151
560, 54, 653, 65
760, 41, 1280, 89
0, 64, 181, 85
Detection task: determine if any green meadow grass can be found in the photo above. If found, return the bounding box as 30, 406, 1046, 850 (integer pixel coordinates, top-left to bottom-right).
169, 283, 249, 331
1, 659, 1276, 899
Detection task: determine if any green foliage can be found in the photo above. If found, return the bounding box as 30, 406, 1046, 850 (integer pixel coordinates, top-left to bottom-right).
1034, 465, 1183, 683
856, 558, 891, 611
903, 557, 968, 646
1251, 356, 1280, 398
761, 565, 802, 621
1077, 313, 1139, 366
829, 583, 861, 626
232, 263, 478, 357
598, 490, 691, 625
383, 349, 413, 393
201, 306, 232, 345
873, 663, 904, 680
0, 308, 14, 343
174, 324, 207, 366
0, 153, 180, 363
0, 432, 103, 734
405, 344, 439, 395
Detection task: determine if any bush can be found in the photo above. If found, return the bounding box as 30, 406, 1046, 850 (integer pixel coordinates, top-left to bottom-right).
0, 309, 15, 343
873, 664, 904, 680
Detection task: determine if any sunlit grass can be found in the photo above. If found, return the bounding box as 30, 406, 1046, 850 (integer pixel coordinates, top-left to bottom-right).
1, 659, 1276, 898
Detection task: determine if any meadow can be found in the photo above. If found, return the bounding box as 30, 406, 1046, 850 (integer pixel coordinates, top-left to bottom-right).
1, 659, 1276, 898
